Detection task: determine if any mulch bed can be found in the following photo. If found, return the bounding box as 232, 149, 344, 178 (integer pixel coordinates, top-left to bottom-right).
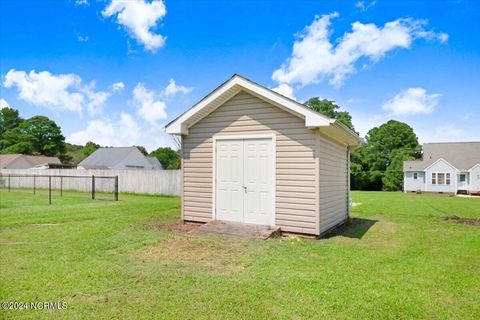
445, 215, 480, 226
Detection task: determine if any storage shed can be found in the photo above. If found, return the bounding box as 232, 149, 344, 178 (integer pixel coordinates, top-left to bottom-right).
165, 75, 360, 236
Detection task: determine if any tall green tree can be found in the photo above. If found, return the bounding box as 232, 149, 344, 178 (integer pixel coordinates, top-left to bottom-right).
150, 147, 180, 169
83, 141, 100, 157
304, 98, 356, 132
1, 116, 66, 157
0, 107, 23, 134
351, 120, 421, 191
0, 107, 24, 148
382, 149, 415, 191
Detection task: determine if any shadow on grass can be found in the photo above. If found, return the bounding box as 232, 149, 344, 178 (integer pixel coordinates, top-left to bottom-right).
325, 217, 378, 239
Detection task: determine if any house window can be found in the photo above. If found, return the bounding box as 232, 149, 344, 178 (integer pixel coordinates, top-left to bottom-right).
438, 173, 445, 185
413, 172, 418, 180
460, 174, 466, 182
432, 172, 451, 185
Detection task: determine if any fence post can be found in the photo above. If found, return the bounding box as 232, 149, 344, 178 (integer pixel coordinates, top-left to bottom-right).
92, 175, 95, 200
49, 176, 52, 205
60, 176, 63, 197
115, 176, 119, 201
33, 175, 36, 194
8, 174, 11, 192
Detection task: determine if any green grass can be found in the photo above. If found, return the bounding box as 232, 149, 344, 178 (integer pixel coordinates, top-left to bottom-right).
1, 190, 479, 319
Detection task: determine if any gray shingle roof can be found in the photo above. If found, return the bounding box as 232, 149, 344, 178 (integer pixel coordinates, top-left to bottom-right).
79, 147, 138, 168
0, 154, 61, 168
404, 142, 480, 171
146, 156, 163, 169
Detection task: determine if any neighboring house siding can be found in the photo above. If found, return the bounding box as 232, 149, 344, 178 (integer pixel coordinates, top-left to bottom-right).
425, 160, 456, 193
404, 171, 425, 192
471, 165, 480, 192
114, 149, 152, 170
182, 91, 318, 234
318, 134, 348, 234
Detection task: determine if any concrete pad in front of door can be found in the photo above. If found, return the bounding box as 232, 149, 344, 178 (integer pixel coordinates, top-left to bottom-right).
188, 220, 280, 240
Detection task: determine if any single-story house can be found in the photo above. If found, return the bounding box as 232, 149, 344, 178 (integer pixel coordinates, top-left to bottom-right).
403, 142, 480, 195
0, 154, 62, 169
165, 74, 360, 236
78, 147, 163, 170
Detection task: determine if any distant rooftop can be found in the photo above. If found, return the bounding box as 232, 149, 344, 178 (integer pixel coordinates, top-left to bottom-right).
404, 141, 480, 171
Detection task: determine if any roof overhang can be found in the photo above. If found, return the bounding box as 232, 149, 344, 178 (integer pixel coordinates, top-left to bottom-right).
164, 74, 360, 147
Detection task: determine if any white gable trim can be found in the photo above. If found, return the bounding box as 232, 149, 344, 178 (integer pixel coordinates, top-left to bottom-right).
424, 158, 458, 172
468, 163, 480, 172
164, 74, 360, 146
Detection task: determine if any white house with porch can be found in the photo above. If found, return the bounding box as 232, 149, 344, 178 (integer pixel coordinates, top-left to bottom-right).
403, 142, 480, 195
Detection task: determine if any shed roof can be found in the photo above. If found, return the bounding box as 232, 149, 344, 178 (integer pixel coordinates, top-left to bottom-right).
165, 74, 360, 146
79, 147, 139, 168
404, 142, 480, 171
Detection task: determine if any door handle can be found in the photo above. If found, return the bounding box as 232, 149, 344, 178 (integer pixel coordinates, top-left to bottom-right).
243, 186, 247, 193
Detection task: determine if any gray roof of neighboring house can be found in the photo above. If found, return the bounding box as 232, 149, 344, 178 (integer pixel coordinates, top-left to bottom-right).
0, 154, 61, 169
404, 142, 480, 171
79, 147, 139, 169
146, 156, 163, 169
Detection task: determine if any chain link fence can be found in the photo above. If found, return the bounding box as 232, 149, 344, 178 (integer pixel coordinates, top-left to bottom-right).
0, 174, 118, 204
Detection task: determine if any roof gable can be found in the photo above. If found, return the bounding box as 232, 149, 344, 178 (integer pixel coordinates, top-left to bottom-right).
424, 158, 458, 171
165, 74, 359, 146
79, 147, 139, 168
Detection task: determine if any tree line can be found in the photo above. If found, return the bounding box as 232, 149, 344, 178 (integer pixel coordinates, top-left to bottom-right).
2, 99, 422, 190
304, 98, 421, 191
0, 107, 181, 169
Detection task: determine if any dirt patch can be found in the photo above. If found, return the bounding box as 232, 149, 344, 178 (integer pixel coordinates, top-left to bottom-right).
445, 215, 480, 226
139, 218, 202, 234
133, 236, 252, 275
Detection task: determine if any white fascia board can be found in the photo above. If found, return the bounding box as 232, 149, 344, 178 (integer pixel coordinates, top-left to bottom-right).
423, 158, 459, 172
164, 75, 360, 147
468, 163, 480, 172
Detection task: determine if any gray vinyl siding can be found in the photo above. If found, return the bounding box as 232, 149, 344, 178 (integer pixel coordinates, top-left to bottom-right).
182, 90, 318, 234
424, 160, 456, 193
318, 133, 348, 234
471, 166, 480, 192
404, 171, 426, 192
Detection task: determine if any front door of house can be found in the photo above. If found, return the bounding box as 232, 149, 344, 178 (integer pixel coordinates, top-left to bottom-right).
215, 138, 273, 225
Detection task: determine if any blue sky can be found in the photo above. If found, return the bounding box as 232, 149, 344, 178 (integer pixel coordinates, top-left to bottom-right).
1, 0, 479, 151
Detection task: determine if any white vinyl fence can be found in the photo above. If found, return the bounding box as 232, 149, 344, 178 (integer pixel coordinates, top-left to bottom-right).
0, 169, 181, 196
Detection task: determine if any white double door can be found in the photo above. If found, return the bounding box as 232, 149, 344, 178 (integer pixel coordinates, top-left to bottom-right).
215, 138, 273, 226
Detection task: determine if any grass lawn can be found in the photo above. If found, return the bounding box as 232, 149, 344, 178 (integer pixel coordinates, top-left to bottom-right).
1, 190, 479, 319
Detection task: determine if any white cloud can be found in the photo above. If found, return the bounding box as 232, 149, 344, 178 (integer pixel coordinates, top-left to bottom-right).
68, 113, 140, 147
102, 0, 167, 52
271, 83, 296, 100
356, 0, 376, 12
163, 79, 192, 97
4, 69, 85, 113
110, 82, 125, 91
382, 88, 441, 115
132, 83, 167, 124
435, 124, 463, 137
272, 13, 448, 89
77, 34, 89, 42
67, 112, 175, 150
3, 69, 111, 115
438, 32, 449, 43
75, 0, 89, 6
0, 98, 11, 109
